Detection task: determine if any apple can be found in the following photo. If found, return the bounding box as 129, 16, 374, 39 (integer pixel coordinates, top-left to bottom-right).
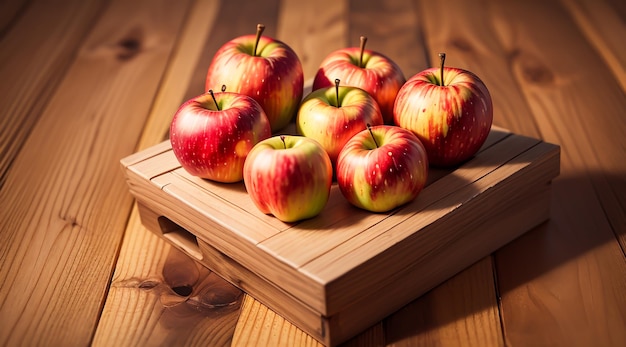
336, 124, 428, 213
296, 78, 384, 168
170, 87, 272, 183
393, 53, 493, 167
312, 36, 405, 124
205, 24, 304, 132
243, 135, 333, 222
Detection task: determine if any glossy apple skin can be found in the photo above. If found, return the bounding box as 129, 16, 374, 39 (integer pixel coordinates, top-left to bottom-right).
312, 47, 405, 124
170, 92, 271, 183
336, 125, 428, 212
393, 66, 493, 167
205, 34, 304, 132
243, 136, 333, 222
296, 86, 383, 167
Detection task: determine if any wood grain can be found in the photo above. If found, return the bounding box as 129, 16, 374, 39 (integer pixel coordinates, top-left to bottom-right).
0, 0, 191, 345
181, 0, 282, 103
486, 0, 626, 346
2, 0, 624, 346
349, 0, 427, 78
0, 0, 107, 187
278, 0, 348, 82
95, 1, 245, 346
385, 257, 504, 347
561, 0, 626, 92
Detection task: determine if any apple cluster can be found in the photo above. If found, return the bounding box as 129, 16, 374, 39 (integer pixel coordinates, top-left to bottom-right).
169, 25, 493, 222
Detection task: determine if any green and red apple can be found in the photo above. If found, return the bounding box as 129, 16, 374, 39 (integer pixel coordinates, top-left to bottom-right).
205, 24, 304, 132
393, 53, 493, 167
170, 88, 272, 183
313, 36, 405, 124
336, 124, 429, 212
243, 135, 333, 222
296, 79, 384, 168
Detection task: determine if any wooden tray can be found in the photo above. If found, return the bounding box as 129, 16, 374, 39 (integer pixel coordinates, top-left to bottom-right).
120, 126, 560, 346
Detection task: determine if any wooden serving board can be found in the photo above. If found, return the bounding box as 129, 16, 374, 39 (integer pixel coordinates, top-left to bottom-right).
120, 126, 560, 346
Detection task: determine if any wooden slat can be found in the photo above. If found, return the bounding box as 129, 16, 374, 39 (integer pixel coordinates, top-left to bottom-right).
384, 257, 504, 347
94, 204, 243, 346
261, 131, 528, 272
0, 0, 29, 36
181, 0, 283, 103
561, 0, 626, 92
95, 1, 247, 345
277, 0, 348, 83
486, 0, 626, 345
416, 0, 542, 139
0, 0, 107, 187
0, 0, 192, 345
232, 295, 323, 347
348, 0, 427, 77
309, 141, 559, 308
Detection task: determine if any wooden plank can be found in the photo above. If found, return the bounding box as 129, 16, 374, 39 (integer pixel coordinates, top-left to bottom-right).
561, 0, 626, 91
232, 295, 323, 347
0, 0, 192, 345
96, 1, 249, 344
262, 131, 527, 273
0, 0, 107, 187
348, 0, 428, 77
486, 0, 626, 345
384, 257, 504, 347
309, 141, 559, 310
94, 204, 243, 346
181, 0, 283, 103
277, 0, 348, 82
0, 0, 29, 36
416, 0, 541, 139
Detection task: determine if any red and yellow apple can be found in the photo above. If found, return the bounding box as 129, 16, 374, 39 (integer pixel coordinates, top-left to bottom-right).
393, 53, 493, 167
296, 79, 383, 168
336, 124, 429, 212
170, 88, 271, 183
312, 36, 405, 124
205, 24, 304, 132
243, 135, 333, 222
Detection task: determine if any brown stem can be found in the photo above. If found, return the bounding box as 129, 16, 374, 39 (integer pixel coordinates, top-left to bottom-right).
334, 78, 341, 107
359, 36, 367, 68
208, 89, 220, 110
367, 123, 379, 148
439, 52, 446, 86
280, 135, 286, 149
254, 24, 265, 56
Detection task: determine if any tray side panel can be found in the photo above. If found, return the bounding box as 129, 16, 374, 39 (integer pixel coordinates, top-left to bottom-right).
317, 142, 560, 314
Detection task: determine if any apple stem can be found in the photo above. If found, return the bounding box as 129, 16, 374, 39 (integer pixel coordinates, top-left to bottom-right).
366, 123, 379, 148
359, 36, 367, 68
334, 78, 340, 107
208, 89, 220, 111
280, 135, 287, 149
439, 52, 446, 87
254, 24, 265, 56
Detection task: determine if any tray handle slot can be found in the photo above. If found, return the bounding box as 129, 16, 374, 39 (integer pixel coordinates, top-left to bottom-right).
158, 216, 203, 261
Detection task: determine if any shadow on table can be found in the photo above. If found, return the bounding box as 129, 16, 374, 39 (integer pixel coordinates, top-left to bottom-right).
348, 170, 624, 346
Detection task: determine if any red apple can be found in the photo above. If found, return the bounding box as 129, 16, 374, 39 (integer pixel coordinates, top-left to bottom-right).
393, 53, 493, 167
296, 78, 384, 168
170, 88, 272, 183
205, 24, 304, 132
312, 36, 405, 124
336, 124, 428, 212
243, 135, 333, 222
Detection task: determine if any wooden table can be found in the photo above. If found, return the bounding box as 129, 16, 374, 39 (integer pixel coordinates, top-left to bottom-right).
1, 0, 624, 346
